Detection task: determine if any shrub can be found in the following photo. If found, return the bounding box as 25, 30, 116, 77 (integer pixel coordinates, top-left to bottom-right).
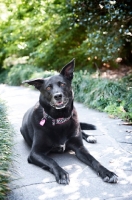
5, 64, 43, 86
2, 64, 58, 86
0, 70, 9, 84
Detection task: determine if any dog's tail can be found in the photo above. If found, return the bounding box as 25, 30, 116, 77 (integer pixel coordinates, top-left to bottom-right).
80, 122, 96, 130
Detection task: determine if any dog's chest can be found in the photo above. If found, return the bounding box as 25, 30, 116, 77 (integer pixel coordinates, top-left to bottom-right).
54, 130, 68, 145
49, 125, 70, 146
50, 129, 68, 153
52, 143, 66, 153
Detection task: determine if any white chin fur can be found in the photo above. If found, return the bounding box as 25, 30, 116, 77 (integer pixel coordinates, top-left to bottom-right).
50, 103, 66, 109
51, 100, 69, 109
55, 105, 66, 109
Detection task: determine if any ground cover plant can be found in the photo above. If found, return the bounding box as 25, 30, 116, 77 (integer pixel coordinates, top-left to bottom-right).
73, 71, 132, 122
0, 100, 14, 200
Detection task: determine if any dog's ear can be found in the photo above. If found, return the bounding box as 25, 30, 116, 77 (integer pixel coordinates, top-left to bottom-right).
60, 58, 75, 81
22, 78, 44, 90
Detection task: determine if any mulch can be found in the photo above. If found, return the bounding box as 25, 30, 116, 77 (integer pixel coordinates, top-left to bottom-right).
100, 65, 132, 79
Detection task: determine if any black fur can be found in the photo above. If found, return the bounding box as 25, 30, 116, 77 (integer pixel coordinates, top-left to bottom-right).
21, 59, 118, 184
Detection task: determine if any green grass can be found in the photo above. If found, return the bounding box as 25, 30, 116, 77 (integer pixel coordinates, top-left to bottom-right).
0, 100, 14, 200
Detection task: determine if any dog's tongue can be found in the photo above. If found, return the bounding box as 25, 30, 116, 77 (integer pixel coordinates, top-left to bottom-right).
58, 102, 63, 105
55, 101, 65, 109
56, 101, 63, 106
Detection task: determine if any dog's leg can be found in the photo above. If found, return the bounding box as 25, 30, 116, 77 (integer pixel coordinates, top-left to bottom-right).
67, 140, 118, 183
82, 131, 97, 143
80, 122, 97, 143
77, 146, 117, 183
28, 150, 70, 184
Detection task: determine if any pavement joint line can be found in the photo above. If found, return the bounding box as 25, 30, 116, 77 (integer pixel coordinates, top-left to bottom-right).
10, 176, 102, 191
118, 144, 132, 154
104, 196, 129, 200
10, 177, 100, 190
99, 150, 119, 158
10, 181, 57, 190
118, 141, 132, 145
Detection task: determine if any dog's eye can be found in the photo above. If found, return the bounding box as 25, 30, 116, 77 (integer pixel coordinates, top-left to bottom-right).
60, 83, 65, 87
46, 86, 52, 91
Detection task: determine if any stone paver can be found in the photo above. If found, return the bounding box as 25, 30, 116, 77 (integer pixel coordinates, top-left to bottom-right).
0, 84, 132, 200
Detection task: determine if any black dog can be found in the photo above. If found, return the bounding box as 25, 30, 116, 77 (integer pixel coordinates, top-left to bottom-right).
20, 59, 118, 184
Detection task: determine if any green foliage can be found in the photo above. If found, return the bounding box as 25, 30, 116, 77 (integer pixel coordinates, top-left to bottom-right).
0, 70, 9, 84
2, 64, 57, 86
72, 71, 132, 122
0, 100, 14, 199
0, 0, 132, 71
68, 0, 132, 63
5, 64, 43, 85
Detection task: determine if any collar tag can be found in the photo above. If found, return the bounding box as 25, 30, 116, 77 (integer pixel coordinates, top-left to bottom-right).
40, 119, 46, 126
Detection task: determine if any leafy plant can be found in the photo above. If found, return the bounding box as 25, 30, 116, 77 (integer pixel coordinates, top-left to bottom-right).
0, 0, 132, 71
0, 70, 9, 84
5, 64, 43, 86
72, 71, 132, 122
3, 64, 58, 86
0, 100, 14, 199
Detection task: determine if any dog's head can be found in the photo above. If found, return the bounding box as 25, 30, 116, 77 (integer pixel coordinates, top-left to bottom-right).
23, 59, 75, 109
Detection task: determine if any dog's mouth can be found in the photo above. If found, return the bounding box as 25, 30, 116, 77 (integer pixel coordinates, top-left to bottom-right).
50, 99, 69, 109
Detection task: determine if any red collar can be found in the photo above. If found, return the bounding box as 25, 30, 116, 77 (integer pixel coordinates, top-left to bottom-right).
40, 109, 72, 126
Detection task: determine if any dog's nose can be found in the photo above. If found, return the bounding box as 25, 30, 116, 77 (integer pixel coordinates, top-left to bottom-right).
54, 93, 62, 100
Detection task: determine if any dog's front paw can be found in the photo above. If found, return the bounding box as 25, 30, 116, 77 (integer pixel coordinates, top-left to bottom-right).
101, 170, 118, 183
103, 174, 118, 183
53, 167, 70, 185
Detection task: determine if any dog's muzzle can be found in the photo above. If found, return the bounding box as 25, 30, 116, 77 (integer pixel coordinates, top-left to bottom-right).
50, 93, 69, 109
